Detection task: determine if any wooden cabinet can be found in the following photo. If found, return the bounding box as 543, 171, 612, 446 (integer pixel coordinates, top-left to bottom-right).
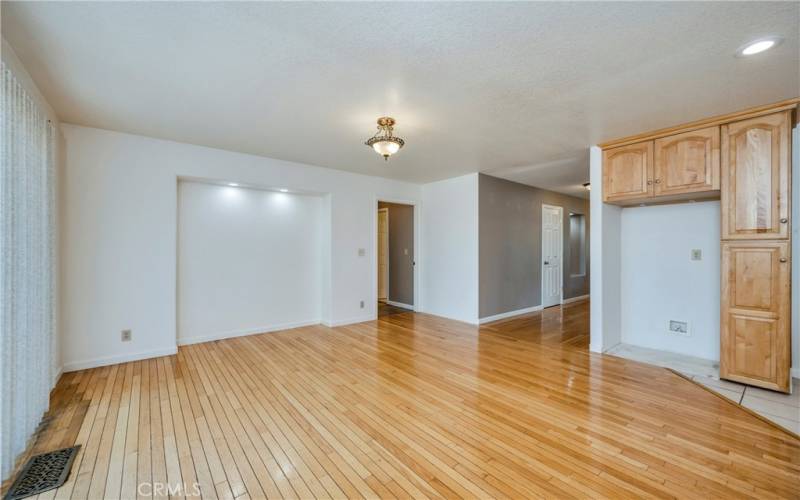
719, 109, 793, 393
720, 241, 791, 392
721, 111, 791, 240
653, 126, 720, 196
602, 141, 653, 203
603, 127, 721, 205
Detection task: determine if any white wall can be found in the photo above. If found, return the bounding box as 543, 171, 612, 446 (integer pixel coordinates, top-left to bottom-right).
61, 124, 421, 370
589, 146, 621, 353
177, 182, 322, 344
421, 173, 479, 324
620, 202, 721, 360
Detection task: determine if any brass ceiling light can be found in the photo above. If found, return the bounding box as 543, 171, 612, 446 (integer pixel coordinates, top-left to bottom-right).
365, 116, 405, 161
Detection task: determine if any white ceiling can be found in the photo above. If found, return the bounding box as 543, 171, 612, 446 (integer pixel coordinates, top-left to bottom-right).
3, 2, 798, 197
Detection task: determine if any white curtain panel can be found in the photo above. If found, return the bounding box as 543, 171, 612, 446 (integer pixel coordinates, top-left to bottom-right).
0, 61, 57, 480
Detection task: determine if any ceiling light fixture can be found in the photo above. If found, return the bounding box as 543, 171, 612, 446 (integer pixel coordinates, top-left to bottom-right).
229, 183, 239, 187
279, 188, 288, 193
365, 116, 405, 161
738, 37, 781, 56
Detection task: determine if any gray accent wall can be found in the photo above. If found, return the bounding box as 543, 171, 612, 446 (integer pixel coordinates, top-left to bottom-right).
378, 202, 414, 306
478, 174, 589, 318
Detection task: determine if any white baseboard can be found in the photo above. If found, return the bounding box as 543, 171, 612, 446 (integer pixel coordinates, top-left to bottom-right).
178, 319, 321, 346
63, 346, 178, 372
562, 294, 590, 304
385, 300, 414, 310
324, 315, 375, 327
52, 366, 63, 387
479, 305, 543, 324
417, 308, 479, 325
792, 367, 800, 379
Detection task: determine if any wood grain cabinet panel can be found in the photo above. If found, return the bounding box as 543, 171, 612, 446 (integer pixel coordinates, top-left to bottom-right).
721, 111, 791, 240
602, 141, 653, 203
721, 240, 790, 392
653, 126, 719, 196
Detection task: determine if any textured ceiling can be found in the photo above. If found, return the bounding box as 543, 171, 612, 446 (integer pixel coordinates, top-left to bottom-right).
3, 2, 798, 196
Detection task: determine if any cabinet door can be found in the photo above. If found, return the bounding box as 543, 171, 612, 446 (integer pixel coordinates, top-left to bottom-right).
653, 126, 719, 196
602, 141, 653, 203
720, 241, 790, 392
721, 111, 791, 240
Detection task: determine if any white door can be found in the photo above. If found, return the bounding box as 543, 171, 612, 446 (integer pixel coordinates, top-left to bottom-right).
377, 208, 389, 300
541, 204, 563, 308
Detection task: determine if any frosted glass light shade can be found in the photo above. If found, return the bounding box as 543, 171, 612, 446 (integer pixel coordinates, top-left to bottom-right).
372, 140, 401, 156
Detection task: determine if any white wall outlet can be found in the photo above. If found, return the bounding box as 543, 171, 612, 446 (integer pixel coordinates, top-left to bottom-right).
358, 248, 365, 257
667, 320, 690, 337
360, 300, 365, 309
691, 249, 702, 261
404, 248, 408, 255
121, 329, 132, 342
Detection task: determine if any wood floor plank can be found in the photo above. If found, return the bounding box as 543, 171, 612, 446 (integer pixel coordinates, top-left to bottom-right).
8, 301, 800, 499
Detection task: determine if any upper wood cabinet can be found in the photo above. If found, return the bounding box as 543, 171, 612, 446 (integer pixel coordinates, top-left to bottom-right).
653, 126, 720, 196
721, 111, 791, 240
602, 141, 653, 203
720, 240, 791, 392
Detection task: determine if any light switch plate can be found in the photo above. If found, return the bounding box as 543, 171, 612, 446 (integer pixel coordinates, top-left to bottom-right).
358, 248, 365, 257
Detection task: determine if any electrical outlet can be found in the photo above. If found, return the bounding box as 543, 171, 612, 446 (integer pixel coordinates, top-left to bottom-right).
360, 300, 365, 309
358, 248, 366, 257
691, 249, 702, 261
667, 320, 690, 337
121, 329, 132, 342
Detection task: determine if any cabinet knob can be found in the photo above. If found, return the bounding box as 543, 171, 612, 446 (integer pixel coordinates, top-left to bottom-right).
647, 180, 653, 185
655, 179, 661, 184
780, 218, 788, 223
779, 257, 788, 263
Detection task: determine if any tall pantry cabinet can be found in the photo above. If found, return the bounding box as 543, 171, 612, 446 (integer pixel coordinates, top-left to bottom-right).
720, 110, 792, 392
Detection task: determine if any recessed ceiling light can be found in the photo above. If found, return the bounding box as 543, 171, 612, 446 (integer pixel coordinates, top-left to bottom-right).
738, 37, 781, 56
279, 188, 289, 193
229, 183, 239, 187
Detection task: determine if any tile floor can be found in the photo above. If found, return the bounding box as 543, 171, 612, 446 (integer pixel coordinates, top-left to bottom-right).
607, 343, 800, 435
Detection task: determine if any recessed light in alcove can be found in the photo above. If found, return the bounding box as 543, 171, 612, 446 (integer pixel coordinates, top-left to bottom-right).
737, 37, 782, 56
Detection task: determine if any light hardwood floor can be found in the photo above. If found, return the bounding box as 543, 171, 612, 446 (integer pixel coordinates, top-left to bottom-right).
8, 301, 800, 499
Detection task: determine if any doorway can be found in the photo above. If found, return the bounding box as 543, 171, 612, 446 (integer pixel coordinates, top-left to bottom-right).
541, 204, 563, 308
376, 201, 415, 317
378, 208, 389, 301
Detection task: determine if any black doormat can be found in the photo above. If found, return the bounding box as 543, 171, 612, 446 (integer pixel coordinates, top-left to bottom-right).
3, 446, 80, 500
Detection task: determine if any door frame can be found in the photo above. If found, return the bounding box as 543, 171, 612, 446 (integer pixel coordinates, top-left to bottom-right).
372, 197, 420, 319
377, 207, 389, 301
541, 203, 564, 308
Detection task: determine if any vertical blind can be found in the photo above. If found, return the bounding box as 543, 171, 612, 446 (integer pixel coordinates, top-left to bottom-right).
0, 60, 57, 480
